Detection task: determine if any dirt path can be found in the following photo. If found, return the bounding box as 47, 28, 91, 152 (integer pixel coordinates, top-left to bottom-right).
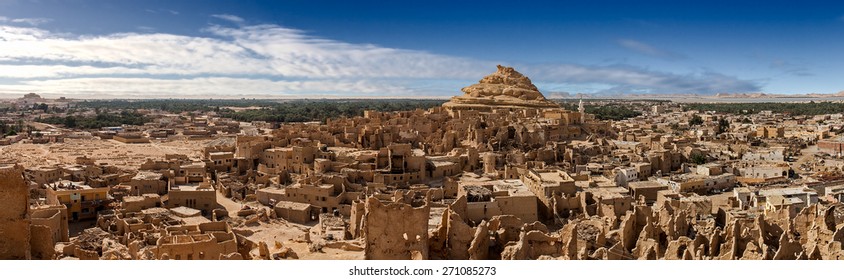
216, 191, 244, 218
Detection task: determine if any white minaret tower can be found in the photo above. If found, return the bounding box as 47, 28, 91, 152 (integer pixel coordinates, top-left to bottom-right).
578, 97, 585, 123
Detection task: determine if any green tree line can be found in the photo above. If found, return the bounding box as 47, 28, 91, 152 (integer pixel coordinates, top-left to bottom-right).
36, 111, 151, 129
684, 101, 844, 116
220, 100, 446, 122
559, 103, 642, 121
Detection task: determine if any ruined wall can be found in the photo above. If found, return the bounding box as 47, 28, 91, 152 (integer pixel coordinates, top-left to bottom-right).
156, 223, 239, 260
273, 202, 311, 224
429, 207, 475, 260
362, 196, 430, 260
29, 225, 55, 260
30, 204, 69, 259
0, 165, 31, 259
465, 196, 538, 224
348, 198, 372, 239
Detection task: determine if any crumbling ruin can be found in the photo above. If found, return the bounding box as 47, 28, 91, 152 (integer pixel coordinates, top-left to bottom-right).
3, 66, 844, 262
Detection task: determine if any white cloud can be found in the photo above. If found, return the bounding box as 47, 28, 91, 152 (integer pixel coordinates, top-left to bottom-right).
0, 20, 760, 98
0, 64, 146, 78
11, 17, 51, 25
204, 24, 486, 79
0, 77, 414, 98
0, 23, 486, 79
211, 14, 244, 24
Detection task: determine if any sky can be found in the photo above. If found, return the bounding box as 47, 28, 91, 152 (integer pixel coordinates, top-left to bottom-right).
0, 0, 842, 99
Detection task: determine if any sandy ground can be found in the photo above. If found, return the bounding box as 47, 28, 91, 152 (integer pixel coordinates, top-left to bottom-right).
28, 121, 56, 131
0, 138, 211, 169
212, 191, 364, 260
794, 144, 820, 173
235, 217, 365, 260
215, 191, 246, 218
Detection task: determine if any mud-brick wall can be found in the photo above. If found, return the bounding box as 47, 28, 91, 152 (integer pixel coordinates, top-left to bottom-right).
0, 165, 31, 259
362, 197, 430, 260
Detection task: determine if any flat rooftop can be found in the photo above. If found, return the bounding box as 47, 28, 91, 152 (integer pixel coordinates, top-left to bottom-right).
669, 173, 734, 182
431, 160, 456, 167
628, 181, 665, 189
171, 183, 213, 191
758, 187, 815, 197
133, 171, 163, 180
47, 180, 93, 190
493, 179, 533, 197
536, 170, 574, 183
170, 206, 202, 217
28, 166, 59, 171
275, 200, 311, 211
180, 162, 206, 169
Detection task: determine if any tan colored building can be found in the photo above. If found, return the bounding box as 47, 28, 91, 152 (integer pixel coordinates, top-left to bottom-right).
657, 173, 736, 195
167, 182, 216, 215
45, 181, 110, 221
459, 178, 539, 223
128, 171, 167, 195
113, 132, 151, 143
155, 221, 239, 260
273, 201, 312, 224
30, 204, 69, 244
756, 126, 784, 139
628, 181, 668, 205
26, 166, 62, 187
122, 194, 161, 213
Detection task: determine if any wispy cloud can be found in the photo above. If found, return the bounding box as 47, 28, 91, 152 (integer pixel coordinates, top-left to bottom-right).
0, 77, 412, 99
525, 64, 759, 94
770, 59, 812, 77
0, 16, 51, 26
211, 14, 244, 24
0, 20, 760, 98
617, 39, 686, 60
136, 26, 156, 32
145, 9, 179, 15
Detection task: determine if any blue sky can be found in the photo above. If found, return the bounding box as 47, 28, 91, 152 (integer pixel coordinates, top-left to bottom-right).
0, 0, 842, 98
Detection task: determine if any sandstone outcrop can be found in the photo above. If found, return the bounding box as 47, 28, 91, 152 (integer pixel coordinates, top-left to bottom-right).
442, 65, 560, 113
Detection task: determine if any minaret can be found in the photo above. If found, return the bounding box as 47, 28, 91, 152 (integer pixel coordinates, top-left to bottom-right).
578, 97, 585, 123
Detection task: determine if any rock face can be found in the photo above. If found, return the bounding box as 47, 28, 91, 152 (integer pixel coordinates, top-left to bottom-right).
463, 65, 544, 100
442, 65, 559, 113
